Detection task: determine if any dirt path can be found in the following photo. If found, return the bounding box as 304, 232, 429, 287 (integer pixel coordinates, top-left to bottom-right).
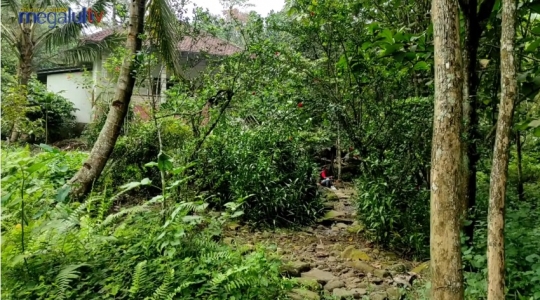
224, 184, 426, 300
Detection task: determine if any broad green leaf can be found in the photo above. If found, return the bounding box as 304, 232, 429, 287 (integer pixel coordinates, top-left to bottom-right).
157, 152, 173, 171
55, 185, 71, 203
525, 38, 540, 52
413, 61, 430, 71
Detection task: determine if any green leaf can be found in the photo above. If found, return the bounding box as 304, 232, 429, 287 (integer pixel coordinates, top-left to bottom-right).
39, 143, 59, 153
413, 61, 430, 71
525, 38, 540, 52
379, 28, 393, 42
56, 185, 71, 203
528, 119, 540, 128
157, 152, 173, 171
1, 192, 13, 204
533, 126, 540, 137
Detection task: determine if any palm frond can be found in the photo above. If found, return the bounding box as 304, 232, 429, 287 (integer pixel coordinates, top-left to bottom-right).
145, 0, 184, 74
36, 20, 85, 51
52, 31, 125, 64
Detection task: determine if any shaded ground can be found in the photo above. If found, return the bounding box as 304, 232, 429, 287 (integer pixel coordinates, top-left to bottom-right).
223, 183, 429, 299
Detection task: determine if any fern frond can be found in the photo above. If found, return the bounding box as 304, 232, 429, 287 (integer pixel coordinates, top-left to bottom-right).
146, 269, 175, 300
54, 264, 89, 300
129, 260, 148, 299
99, 205, 149, 229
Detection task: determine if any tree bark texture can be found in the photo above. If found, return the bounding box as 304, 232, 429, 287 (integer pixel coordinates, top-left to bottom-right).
68, 0, 146, 199
430, 0, 465, 298
487, 0, 517, 297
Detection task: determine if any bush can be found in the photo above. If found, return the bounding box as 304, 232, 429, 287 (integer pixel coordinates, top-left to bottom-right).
354, 97, 433, 258
0, 76, 78, 143
103, 118, 192, 190
1, 147, 293, 299
463, 202, 540, 299
195, 122, 324, 227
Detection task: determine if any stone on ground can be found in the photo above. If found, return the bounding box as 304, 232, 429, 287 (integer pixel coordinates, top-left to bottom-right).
280, 261, 311, 276
301, 268, 337, 284
288, 288, 320, 300
324, 279, 346, 291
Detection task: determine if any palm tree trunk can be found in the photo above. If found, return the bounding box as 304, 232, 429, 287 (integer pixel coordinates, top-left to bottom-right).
10, 39, 34, 143
430, 0, 465, 298
487, 0, 517, 297
68, 0, 146, 199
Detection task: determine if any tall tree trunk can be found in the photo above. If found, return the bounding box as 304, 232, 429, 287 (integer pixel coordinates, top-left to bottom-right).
487, 0, 517, 297
10, 36, 34, 143
430, 0, 465, 298
459, 0, 496, 244
68, 0, 146, 199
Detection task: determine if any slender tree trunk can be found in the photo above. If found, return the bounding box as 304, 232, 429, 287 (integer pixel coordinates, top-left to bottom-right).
68, 0, 146, 199
459, 0, 496, 244
516, 131, 524, 201
430, 0, 465, 298
487, 0, 517, 297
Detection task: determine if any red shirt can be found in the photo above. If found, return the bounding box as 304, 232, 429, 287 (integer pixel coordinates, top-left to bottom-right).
321, 169, 328, 179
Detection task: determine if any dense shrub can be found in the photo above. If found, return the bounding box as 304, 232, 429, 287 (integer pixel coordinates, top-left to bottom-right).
1, 146, 293, 299
0, 76, 77, 142
102, 118, 192, 190
195, 122, 324, 226
354, 97, 433, 257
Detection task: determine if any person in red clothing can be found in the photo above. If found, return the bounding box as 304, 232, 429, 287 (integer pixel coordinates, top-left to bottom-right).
320, 165, 333, 188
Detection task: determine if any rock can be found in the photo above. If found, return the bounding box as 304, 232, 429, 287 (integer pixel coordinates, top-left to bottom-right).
411, 261, 430, 275
301, 268, 337, 284
347, 223, 365, 234
351, 288, 367, 296
373, 269, 391, 278
323, 202, 335, 209
315, 252, 329, 258
370, 291, 388, 300
296, 278, 321, 291
323, 210, 345, 219
341, 245, 372, 261
389, 264, 407, 273
386, 287, 402, 300
280, 261, 311, 277
369, 277, 383, 284
332, 288, 357, 299
288, 288, 320, 300
324, 280, 346, 292
227, 222, 241, 230
348, 261, 374, 274
334, 223, 349, 229
356, 282, 369, 288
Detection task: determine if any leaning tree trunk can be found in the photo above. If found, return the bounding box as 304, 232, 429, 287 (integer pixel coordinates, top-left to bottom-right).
487, 0, 517, 298
67, 0, 146, 199
430, 0, 465, 298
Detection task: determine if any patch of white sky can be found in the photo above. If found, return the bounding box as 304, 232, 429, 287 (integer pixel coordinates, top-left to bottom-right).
187, 0, 285, 18
81, 0, 284, 34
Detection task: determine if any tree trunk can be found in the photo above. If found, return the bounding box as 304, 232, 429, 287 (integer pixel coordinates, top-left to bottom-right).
487, 0, 517, 297
430, 0, 465, 298
459, 0, 497, 244
516, 131, 524, 201
68, 0, 146, 199
10, 37, 34, 143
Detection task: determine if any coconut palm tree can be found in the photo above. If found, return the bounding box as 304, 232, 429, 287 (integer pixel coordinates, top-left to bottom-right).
66, 0, 186, 198
1, 0, 123, 141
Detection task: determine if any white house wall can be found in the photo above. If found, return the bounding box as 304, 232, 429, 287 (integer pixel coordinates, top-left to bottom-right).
46, 72, 93, 123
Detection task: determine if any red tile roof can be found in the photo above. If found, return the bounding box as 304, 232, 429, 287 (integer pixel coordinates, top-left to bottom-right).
83, 27, 242, 56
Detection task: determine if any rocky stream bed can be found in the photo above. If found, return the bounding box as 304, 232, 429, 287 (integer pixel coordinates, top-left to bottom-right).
223, 184, 429, 300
